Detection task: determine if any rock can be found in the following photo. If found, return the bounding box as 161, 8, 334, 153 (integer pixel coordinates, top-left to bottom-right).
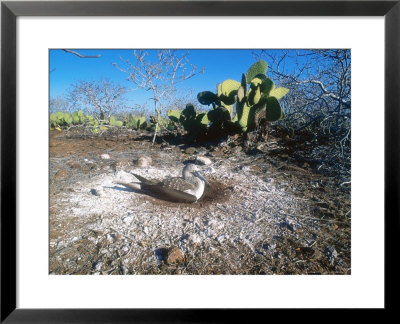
216, 235, 225, 243
101, 154, 110, 160
185, 147, 196, 155
90, 188, 104, 197
165, 247, 184, 264
196, 155, 212, 165
92, 261, 103, 271
116, 160, 130, 170
66, 161, 81, 169
137, 156, 152, 168
190, 234, 202, 244
324, 246, 338, 265
54, 169, 68, 180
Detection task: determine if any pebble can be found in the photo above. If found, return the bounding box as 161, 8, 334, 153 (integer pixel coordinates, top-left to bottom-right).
204, 167, 216, 174
137, 156, 152, 168
196, 156, 212, 165
54, 169, 68, 180
90, 188, 104, 197
216, 235, 225, 243
92, 261, 103, 271
165, 247, 184, 264
122, 215, 133, 224
324, 246, 338, 265
107, 233, 116, 243
185, 147, 196, 155
190, 234, 202, 244
101, 154, 110, 160
66, 161, 81, 169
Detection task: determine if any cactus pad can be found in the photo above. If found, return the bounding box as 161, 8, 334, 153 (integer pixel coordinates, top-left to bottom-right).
246, 60, 268, 84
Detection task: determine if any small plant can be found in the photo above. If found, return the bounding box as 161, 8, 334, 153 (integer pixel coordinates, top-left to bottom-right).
125, 114, 147, 130
109, 116, 123, 127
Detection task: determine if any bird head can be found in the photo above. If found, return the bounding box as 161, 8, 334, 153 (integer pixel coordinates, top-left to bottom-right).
183, 163, 210, 186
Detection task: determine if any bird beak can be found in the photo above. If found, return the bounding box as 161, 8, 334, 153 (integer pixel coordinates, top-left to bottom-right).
194, 170, 210, 186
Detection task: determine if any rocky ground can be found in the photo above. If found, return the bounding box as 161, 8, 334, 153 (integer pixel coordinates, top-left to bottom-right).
49, 128, 351, 275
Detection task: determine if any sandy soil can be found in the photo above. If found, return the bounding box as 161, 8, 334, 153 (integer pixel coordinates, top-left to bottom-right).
49, 128, 351, 275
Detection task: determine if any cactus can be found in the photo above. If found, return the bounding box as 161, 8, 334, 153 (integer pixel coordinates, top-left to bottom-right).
109, 116, 123, 127
197, 91, 219, 106
167, 109, 182, 124
246, 60, 268, 83
196, 59, 289, 137
176, 104, 209, 141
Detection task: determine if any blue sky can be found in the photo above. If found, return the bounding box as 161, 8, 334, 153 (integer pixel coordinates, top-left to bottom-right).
49, 49, 295, 112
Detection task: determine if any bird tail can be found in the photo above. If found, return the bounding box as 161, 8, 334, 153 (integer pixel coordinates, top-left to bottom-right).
116, 182, 142, 191
131, 173, 156, 185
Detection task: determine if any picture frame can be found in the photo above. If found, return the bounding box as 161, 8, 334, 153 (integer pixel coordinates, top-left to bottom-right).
1, 0, 398, 321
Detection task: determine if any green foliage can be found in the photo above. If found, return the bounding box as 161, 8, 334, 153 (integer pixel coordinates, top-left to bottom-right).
195, 59, 289, 138
125, 114, 147, 130
246, 60, 268, 84
175, 103, 209, 141
167, 109, 182, 123
197, 91, 219, 106
109, 116, 123, 127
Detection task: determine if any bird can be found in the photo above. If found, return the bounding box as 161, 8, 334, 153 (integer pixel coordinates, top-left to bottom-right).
117, 163, 210, 203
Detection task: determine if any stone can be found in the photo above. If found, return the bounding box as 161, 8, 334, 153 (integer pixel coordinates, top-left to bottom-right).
101, 154, 110, 160
66, 161, 81, 169
54, 169, 68, 180
196, 155, 212, 166
165, 247, 184, 264
185, 147, 196, 155
137, 156, 152, 168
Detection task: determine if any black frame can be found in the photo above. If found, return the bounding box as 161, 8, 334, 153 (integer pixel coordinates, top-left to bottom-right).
1, 0, 398, 322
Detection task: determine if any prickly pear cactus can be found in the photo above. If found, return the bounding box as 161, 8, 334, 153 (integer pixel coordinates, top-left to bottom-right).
196, 59, 289, 139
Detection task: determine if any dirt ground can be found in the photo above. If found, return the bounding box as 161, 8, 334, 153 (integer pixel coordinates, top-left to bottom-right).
49, 128, 351, 275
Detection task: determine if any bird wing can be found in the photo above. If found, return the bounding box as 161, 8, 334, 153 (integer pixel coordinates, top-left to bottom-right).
162, 177, 196, 192
141, 183, 198, 203
131, 173, 157, 185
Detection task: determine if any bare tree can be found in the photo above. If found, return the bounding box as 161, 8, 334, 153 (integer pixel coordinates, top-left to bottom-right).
49, 96, 73, 114
68, 79, 127, 120
252, 49, 351, 180
113, 50, 204, 144
254, 49, 351, 148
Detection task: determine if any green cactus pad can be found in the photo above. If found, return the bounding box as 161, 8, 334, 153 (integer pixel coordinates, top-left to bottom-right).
181, 104, 197, 120
207, 107, 231, 123
221, 79, 240, 96
167, 109, 182, 123
237, 102, 251, 131
110, 116, 123, 127
253, 74, 267, 81
253, 87, 262, 105
241, 73, 247, 89
246, 60, 268, 84
218, 80, 240, 105
63, 113, 72, 124
237, 86, 245, 103
247, 88, 255, 106
261, 78, 274, 95
197, 91, 218, 106
266, 97, 283, 122
250, 77, 263, 89
270, 87, 289, 100
196, 112, 210, 126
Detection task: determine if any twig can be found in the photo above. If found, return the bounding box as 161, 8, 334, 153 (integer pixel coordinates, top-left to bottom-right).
284, 213, 347, 224
63, 49, 101, 58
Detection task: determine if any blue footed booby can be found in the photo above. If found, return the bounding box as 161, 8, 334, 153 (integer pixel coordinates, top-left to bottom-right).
117, 163, 209, 203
